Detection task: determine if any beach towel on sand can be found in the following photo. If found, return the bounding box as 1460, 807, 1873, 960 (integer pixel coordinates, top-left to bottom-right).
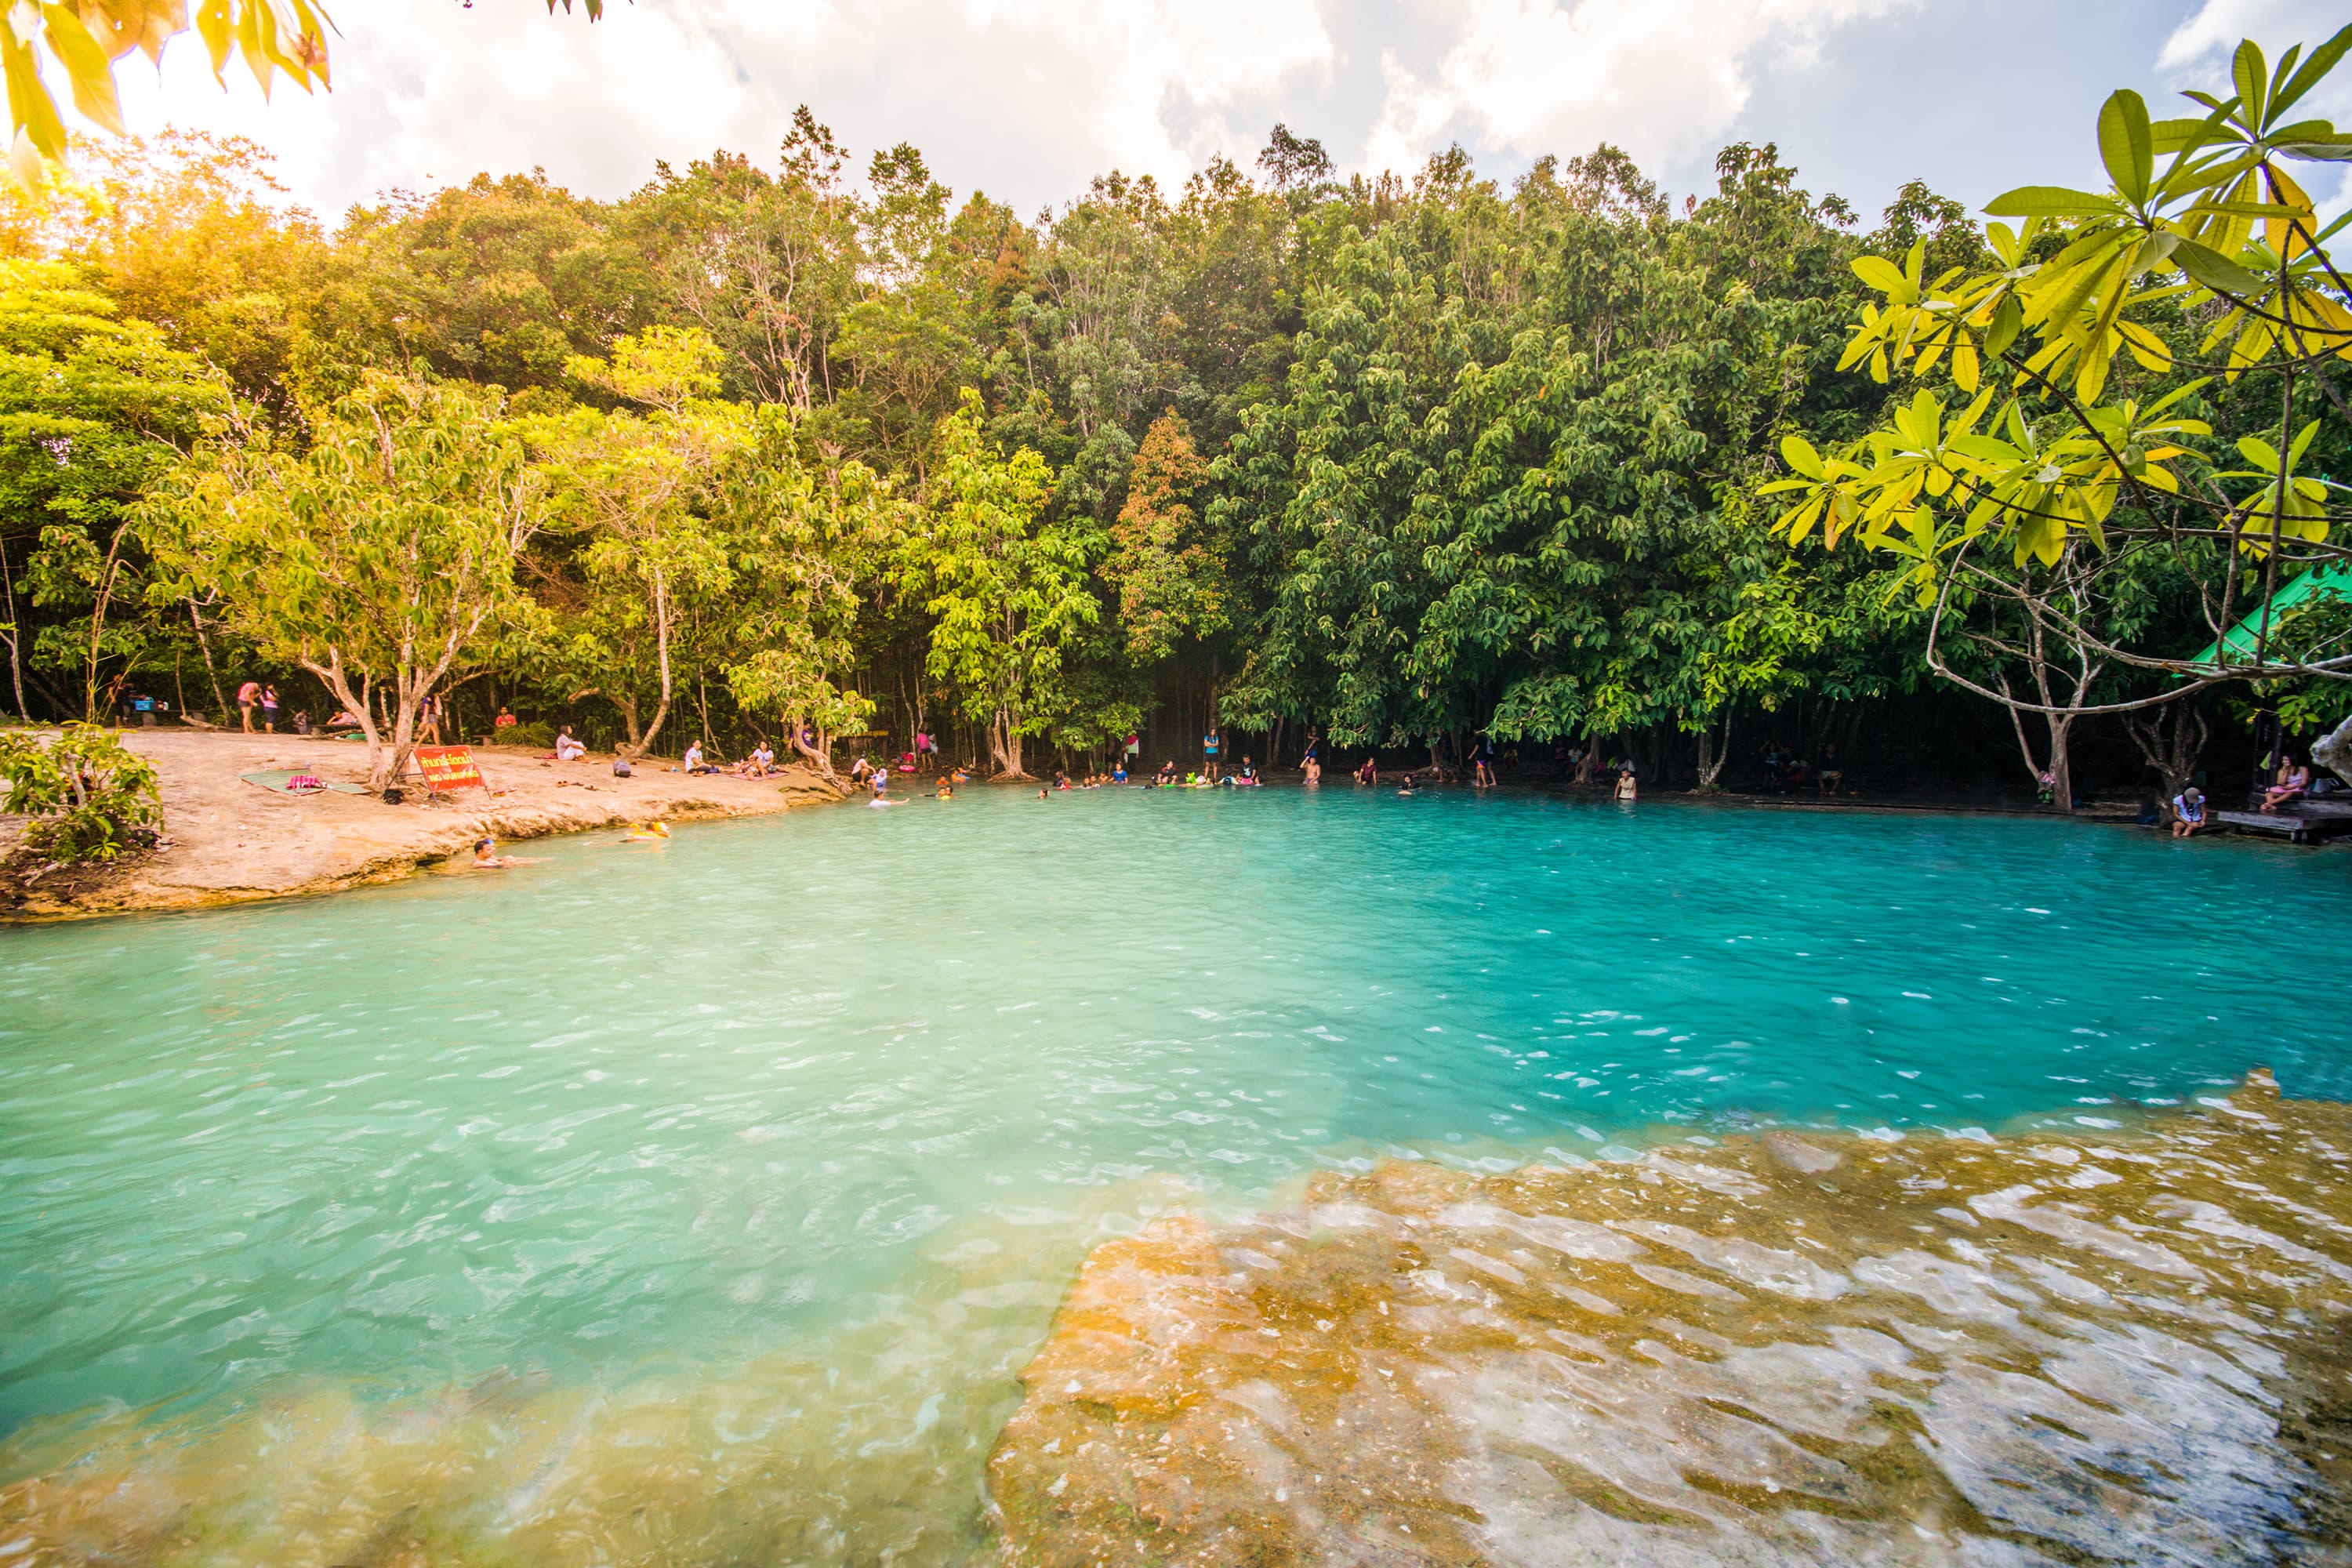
240, 770, 369, 795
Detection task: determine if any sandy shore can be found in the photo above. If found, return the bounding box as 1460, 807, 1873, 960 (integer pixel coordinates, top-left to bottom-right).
1, 728, 845, 921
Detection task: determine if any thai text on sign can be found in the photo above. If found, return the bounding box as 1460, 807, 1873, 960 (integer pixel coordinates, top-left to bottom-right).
412, 746, 487, 792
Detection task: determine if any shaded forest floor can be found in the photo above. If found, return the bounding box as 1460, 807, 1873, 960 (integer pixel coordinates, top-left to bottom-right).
1, 728, 844, 922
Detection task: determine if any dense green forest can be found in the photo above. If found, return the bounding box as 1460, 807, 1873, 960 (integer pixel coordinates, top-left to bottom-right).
2, 38, 2347, 804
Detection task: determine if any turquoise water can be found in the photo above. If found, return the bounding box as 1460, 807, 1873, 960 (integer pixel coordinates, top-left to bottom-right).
1, 788, 2345, 1554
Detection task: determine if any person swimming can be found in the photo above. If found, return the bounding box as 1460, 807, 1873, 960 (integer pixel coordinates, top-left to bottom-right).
624, 820, 670, 841
471, 836, 535, 869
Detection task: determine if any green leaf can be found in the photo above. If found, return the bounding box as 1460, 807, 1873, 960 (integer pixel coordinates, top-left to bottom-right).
1984, 185, 2117, 217
2098, 89, 2154, 203
2288, 416, 2321, 466
2273, 22, 2352, 118
1779, 434, 1824, 479
2170, 237, 2267, 296
2150, 115, 2216, 155
1984, 293, 2024, 358
2234, 39, 2268, 128
2277, 133, 2352, 164
1850, 255, 1907, 294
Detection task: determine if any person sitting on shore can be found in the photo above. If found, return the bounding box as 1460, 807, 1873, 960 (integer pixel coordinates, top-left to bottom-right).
2172, 786, 2208, 838
494, 706, 517, 735
1236, 756, 1260, 785
745, 741, 775, 777
682, 739, 713, 774
1818, 746, 1844, 796
1155, 760, 1179, 786
326, 708, 364, 735
554, 727, 586, 761
851, 755, 873, 784
2261, 757, 2311, 813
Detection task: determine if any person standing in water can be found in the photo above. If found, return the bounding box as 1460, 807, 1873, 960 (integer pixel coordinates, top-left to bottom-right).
1614, 764, 1638, 802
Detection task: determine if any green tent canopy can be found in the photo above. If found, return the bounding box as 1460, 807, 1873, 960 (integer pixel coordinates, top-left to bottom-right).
2180, 563, 2352, 672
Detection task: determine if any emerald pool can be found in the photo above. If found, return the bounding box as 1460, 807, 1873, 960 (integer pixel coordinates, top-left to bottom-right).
2, 788, 2345, 1560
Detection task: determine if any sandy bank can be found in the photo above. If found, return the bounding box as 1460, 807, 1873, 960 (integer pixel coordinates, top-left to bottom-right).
1, 728, 844, 921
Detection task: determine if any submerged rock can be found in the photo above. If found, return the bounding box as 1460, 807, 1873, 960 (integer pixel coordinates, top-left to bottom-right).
992, 1076, 2352, 1566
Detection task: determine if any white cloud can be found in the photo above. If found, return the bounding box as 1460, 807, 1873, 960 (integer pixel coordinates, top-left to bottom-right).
2156, 1, 2352, 214
2156, 0, 2347, 78
96, 0, 1334, 220
1360, 0, 1911, 182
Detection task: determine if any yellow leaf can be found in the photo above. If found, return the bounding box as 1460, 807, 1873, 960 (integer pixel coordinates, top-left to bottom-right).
2117, 320, 2172, 372
41, 3, 123, 136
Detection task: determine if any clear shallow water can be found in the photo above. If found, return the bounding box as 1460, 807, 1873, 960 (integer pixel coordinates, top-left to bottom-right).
1, 788, 2346, 1560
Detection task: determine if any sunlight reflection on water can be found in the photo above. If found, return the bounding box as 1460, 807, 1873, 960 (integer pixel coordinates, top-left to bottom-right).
0, 788, 2344, 1560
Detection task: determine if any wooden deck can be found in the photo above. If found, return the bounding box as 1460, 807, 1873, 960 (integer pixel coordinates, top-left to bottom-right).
2216, 798, 2352, 844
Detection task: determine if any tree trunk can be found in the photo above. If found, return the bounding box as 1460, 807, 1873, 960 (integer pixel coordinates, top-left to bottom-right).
621, 567, 675, 757
1695, 707, 1733, 790
991, 707, 1027, 779
0, 538, 26, 722
2124, 702, 2209, 804
187, 597, 230, 723
82, 532, 127, 722
305, 651, 394, 790
2046, 715, 2074, 813
786, 712, 847, 788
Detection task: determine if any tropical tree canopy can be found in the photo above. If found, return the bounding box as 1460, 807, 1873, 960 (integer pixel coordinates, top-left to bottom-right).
0, 21, 2342, 816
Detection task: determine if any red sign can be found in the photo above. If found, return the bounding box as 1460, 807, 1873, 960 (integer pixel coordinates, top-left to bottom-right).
413, 746, 487, 792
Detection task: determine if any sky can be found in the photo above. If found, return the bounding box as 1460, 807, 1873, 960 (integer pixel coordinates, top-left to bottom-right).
96, 0, 2352, 227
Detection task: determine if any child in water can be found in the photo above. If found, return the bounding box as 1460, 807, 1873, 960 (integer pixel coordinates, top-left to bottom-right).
625, 820, 670, 841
